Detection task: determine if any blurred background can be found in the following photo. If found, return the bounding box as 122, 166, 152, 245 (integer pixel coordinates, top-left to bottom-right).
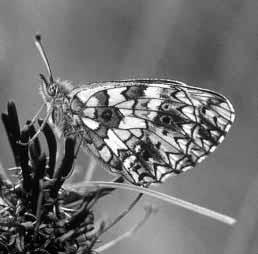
0, 1, 258, 253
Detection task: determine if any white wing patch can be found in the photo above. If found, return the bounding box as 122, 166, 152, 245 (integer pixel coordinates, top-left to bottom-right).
86, 97, 99, 107
77, 90, 90, 103
104, 129, 127, 156
119, 117, 147, 129
107, 87, 127, 106
83, 108, 95, 118
147, 99, 162, 110
144, 87, 162, 97
130, 129, 143, 138
99, 145, 112, 162
115, 100, 135, 108
82, 117, 99, 130
113, 129, 131, 141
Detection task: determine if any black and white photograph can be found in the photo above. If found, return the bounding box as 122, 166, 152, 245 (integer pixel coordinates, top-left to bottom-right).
0, 1, 256, 254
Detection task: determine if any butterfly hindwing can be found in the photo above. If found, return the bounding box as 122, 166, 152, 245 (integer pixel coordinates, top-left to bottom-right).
70, 79, 235, 185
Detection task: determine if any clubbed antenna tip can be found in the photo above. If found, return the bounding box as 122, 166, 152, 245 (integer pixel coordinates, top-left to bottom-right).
35, 34, 42, 43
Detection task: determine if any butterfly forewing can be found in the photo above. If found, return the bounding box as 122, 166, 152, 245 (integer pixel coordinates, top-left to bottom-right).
67, 79, 234, 185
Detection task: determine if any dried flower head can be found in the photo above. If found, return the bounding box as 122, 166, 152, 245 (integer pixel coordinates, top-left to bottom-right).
0, 101, 125, 254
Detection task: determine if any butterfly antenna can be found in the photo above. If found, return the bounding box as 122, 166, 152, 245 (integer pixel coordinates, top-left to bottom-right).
17, 35, 55, 146
35, 34, 54, 83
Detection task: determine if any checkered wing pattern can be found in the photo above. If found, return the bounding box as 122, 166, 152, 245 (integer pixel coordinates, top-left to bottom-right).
68, 79, 234, 185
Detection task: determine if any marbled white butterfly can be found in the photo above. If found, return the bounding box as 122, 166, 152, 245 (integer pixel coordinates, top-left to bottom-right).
32, 35, 235, 186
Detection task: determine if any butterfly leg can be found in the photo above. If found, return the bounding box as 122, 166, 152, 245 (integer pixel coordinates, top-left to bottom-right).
74, 133, 84, 159
27, 103, 46, 127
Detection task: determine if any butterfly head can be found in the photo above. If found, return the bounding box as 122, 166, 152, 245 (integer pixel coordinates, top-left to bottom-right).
39, 74, 72, 102
39, 73, 57, 103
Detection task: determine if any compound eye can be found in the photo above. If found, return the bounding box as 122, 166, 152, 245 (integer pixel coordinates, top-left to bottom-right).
48, 84, 57, 97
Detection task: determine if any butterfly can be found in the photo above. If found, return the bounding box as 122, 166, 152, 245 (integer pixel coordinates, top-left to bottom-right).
31, 34, 235, 186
